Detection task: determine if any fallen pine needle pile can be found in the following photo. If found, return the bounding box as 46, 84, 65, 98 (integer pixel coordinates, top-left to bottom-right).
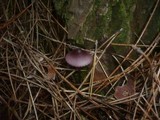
0, 0, 160, 120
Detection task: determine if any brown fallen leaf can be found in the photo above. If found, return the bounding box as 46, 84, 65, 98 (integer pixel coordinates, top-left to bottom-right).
94, 68, 106, 82
44, 65, 56, 80
114, 79, 135, 99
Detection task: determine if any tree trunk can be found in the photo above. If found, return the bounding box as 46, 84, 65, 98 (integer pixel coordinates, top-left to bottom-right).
54, 0, 160, 53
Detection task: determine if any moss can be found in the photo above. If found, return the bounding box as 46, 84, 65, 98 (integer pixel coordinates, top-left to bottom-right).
64, 0, 112, 48
108, 0, 134, 54
80, 0, 135, 52
53, 0, 69, 19
83, 0, 112, 40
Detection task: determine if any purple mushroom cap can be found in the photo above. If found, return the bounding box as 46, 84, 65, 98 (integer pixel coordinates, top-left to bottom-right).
65, 49, 93, 67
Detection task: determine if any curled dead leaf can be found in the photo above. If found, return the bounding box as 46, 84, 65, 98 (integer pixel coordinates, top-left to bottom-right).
44, 65, 56, 80
94, 69, 106, 82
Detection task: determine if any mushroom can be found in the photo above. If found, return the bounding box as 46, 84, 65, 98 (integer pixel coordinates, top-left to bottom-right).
65, 49, 92, 68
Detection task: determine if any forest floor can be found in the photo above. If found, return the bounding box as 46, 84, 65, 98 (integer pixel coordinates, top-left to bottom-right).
0, 1, 160, 120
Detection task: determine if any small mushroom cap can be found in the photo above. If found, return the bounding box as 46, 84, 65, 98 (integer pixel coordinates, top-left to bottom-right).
65, 49, 92, 67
